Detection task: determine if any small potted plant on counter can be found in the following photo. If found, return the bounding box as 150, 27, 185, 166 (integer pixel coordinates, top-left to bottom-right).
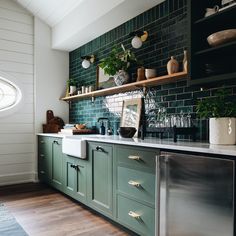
66, 78, 77, 96
196, 88, 236, 145
99, 44, 137, 86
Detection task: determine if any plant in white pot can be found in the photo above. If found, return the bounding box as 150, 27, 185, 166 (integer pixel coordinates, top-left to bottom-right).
67, 78, 77, 95
196, 89, 236, 145
99, 44, 137, 86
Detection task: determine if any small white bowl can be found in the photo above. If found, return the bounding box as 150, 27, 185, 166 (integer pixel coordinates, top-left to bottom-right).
145, 69, 157, 79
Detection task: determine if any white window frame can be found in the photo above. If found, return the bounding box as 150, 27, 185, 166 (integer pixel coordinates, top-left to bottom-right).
0, 71, 24, 117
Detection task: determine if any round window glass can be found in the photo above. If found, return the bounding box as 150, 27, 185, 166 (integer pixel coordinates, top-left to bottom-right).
0, 76, 22, 112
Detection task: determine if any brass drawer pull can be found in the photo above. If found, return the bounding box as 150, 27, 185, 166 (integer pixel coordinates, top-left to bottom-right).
128, 180, 141, 187
128, 155, 141, 161
40, 154, 45, 158
128, 211, 141, 219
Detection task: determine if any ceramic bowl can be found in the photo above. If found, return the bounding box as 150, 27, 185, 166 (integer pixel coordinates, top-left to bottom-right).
118, 127, 136, 138
145, 69, 157, 79
207, 29, 236, 47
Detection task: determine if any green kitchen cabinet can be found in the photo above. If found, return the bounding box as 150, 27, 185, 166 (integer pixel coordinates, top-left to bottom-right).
38, 136, 52, 184
51, 138, 63, 191
87, 142, 113, 217
63, 155, 87, 204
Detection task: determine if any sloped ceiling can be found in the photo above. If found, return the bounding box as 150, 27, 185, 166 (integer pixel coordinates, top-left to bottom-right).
15, 0, 165, 51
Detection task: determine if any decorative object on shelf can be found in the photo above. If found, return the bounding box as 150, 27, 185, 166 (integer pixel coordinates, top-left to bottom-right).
114, 70, 129, 86
96, 66, 116, 89
67, 78, 77, 96
99, 44, 137, 86
120, 98, 142, 138
136, 67, 145, 81
196, 88, 236, 144
207, 29, 236, 47
118, 127, 136, 138
204, 5, 219, 17
145, 68, 157, 79
81, 55, 95, 69
129, 30, 148, 49
167, 56, 179, 75
43, 110, 64, 133
219, 0, 236, 11
182, 50, 188, 72
221, 0, 236, 7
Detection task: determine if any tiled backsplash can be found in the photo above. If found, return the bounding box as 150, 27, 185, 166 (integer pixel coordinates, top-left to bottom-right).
69, 0, 236, 140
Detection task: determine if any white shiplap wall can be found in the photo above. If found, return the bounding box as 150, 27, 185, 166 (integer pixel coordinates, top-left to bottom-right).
0, 0, 35, 185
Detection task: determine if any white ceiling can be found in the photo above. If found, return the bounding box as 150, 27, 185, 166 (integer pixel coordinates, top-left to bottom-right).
15, 0, 165, 52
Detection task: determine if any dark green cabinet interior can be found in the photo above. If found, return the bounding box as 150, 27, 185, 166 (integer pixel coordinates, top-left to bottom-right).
188, 0, 236, 85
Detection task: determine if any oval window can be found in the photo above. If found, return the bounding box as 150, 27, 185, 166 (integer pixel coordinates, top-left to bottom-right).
0, 76, 22, 112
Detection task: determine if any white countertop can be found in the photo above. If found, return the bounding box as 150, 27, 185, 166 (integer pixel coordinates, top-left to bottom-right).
37, 133, 236, 157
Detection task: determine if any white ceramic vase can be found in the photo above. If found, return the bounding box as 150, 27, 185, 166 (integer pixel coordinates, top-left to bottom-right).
209, 117, 236, 145
114, 70, 129, 86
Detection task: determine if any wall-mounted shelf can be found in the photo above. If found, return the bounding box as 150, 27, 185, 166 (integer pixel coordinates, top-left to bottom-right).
60, 72, 187, 102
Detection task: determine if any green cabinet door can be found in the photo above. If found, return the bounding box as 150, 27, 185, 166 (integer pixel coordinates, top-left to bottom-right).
63, 155, 87, 204
51, 138, 63, 191
87, 142, 113, 217
38, 136, 52, 184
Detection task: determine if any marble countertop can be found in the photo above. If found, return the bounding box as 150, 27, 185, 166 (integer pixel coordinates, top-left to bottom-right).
37, 133, 236, 157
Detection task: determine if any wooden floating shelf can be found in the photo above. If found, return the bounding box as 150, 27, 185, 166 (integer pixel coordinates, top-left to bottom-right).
60, 72, 187, 101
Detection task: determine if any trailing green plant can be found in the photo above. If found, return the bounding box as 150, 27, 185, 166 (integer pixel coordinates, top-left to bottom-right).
99, 44, 138, 76
196, 88, 236, 118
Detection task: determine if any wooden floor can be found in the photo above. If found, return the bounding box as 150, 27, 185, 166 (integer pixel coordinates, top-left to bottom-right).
0, 183, 130, 236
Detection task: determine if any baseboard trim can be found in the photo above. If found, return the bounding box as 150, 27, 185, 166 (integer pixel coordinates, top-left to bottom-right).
0, 172, 37, 186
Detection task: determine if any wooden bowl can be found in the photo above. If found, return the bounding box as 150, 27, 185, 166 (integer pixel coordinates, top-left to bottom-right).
207, 29, 236, 47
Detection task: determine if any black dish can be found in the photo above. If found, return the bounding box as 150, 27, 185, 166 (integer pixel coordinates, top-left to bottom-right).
118, 127, 136, 138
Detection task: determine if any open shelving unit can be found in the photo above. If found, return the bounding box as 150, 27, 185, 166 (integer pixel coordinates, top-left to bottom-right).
60, 72, 187, 101
188, 0, 236, 85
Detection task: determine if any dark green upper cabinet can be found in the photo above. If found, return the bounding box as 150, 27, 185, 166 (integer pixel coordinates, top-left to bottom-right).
87, 142, 113, 218
188, 0, 236, 85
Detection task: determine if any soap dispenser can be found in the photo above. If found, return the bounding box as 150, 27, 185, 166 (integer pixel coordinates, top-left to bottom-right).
100, 121, 105, 135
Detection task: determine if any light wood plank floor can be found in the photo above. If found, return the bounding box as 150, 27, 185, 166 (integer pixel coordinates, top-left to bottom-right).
0, 183, 132, 236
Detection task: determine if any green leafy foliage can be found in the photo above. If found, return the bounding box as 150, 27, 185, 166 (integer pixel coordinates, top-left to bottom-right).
99, 44, 137, 76
196, 89, 236, 118
67, 78, 77, 86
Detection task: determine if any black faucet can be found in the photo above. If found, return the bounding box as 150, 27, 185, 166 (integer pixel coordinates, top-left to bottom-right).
97, 117, 110, 135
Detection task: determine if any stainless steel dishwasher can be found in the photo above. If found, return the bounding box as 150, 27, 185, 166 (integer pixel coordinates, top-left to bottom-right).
157, 152, 234, 236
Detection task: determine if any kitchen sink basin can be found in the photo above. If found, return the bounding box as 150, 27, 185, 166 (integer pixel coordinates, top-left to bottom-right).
62, 136, 86, 159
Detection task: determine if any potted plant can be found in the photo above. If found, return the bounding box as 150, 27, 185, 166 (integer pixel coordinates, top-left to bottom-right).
67, 78, 77, 95
99, 44, 137, 86
196, 88, 236, 144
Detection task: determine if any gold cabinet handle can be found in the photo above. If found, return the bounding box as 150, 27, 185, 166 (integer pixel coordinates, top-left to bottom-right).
128, 180, 141, 187
128, 155, 141, 161
128, 211, 141, 219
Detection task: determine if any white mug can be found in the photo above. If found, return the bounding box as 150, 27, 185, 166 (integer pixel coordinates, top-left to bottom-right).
205, 5, 219, 17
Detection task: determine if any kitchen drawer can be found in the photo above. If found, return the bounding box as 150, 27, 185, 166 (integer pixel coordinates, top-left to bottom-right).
117, 166, 155, 206
117, 195, 155, 236
116, 145, 157, 170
